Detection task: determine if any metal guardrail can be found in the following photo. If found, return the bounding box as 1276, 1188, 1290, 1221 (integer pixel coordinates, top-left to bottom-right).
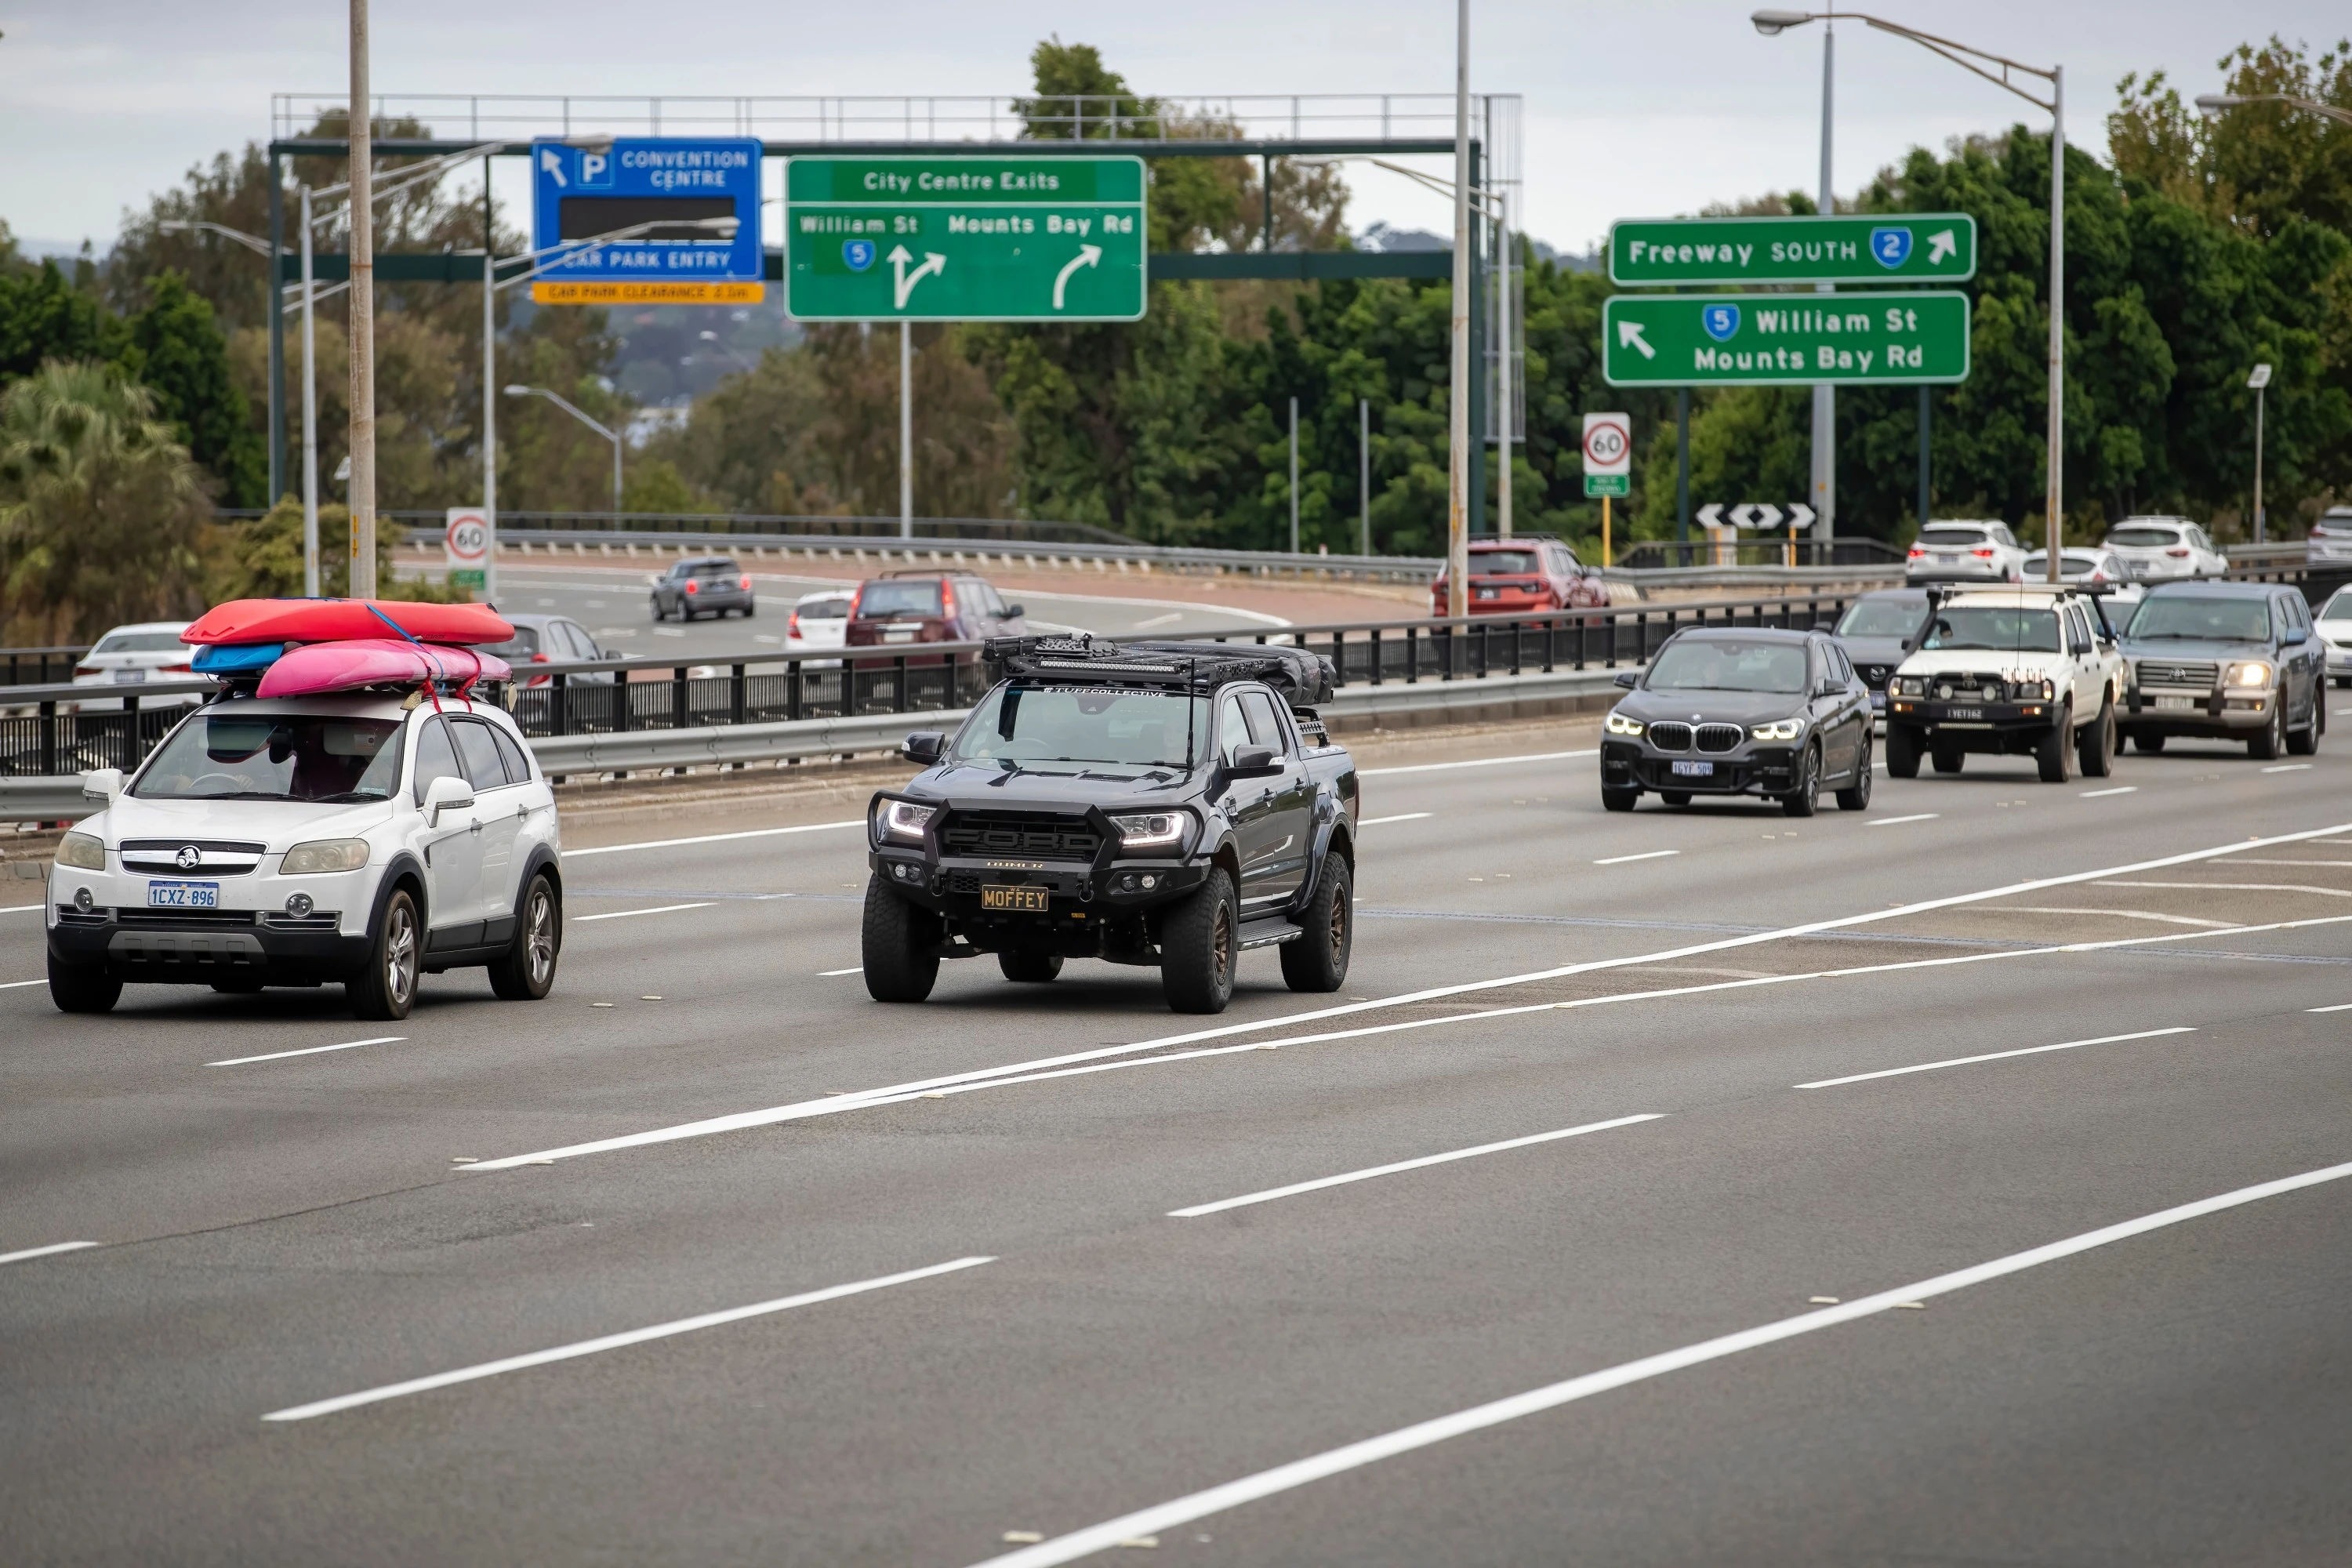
2, 648, 89, 687
227, 508, 1140, 548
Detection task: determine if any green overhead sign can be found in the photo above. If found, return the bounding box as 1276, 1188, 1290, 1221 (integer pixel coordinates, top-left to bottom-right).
783, 154, 1147, 321
1602, 292, 1972, 387
1610, 213, 1977, 286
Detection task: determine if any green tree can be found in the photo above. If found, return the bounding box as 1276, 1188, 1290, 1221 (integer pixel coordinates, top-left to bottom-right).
125, 272, 267, 506
0, 260, 126, 385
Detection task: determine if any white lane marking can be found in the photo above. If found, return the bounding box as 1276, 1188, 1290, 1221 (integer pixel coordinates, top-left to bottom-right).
821, 966, 863, 977
1, 978, 49, 989
209, 1036, 405, 1067
2079, 786, 2137, 798
1, 903, 41, 915
572, 902, 716, 924
1011, 590, 1291, 629
1795, 1027, 2198, 1089
263, 1255, 993, 1422
1867, 813, 1940, 826
1131, 612, 1182, 630
1360, 749, 1596, 777
968, 1159, 2352, 1568
2008, 906, 2234, 928
2263, 763, 2314, 773
1167, 1115, 1663, 1218
1358, 812, 1433, 827
2307, 1003, 2352, 1012
0, 1240, 100, 1266
2234, 859, 2352, 867
2097, 880, 2352, 898
464, 822, 2352, 1170
568, 820, 862, 858
1594, 849, 1679, 866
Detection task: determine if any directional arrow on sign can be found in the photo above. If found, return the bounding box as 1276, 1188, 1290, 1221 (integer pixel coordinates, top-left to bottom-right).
1926, 230, 1957, 264
1616, 319, 1656, 360
888, 245, 947, 310
1787, 503, 1816, 531
1053, 244, 1102, 310
1696, 503, 1724, 530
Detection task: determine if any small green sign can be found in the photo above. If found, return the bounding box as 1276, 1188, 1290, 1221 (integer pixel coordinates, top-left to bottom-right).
449, 568, 485, 590
784, 155, 1147, 321
1610, 214, 1976, 286
1602, 292, 1971, 388
1584, 474, 1630, 498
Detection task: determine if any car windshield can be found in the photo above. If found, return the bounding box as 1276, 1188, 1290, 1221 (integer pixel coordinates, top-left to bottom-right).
2320, 592, 2352, 623
2107, 526, 2183, 548
471, 626, 540, 658
951, 684, 1211, 771
1468, 550, 1542, 576
2125, 597, 2272, 642
1646, 640, 1809, 694
1918, 528, 1988, 547
2317, 514, 2352, 537
134, 713, 405, 802
689, 561, 739, 578
797, 597, 849, 619
1923, 606, 2061, 652
1835, 600, 1926, 637
858, 580, 944, 618
93, 631, 190, 655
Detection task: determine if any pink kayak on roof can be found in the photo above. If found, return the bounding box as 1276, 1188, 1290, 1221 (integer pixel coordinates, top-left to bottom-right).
184, 597, 514, 648
255, 639, 512, 699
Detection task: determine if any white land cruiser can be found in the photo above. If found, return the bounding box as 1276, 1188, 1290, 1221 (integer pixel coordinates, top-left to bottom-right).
45, 693, 562, 1019
1881, 586, 2126, 783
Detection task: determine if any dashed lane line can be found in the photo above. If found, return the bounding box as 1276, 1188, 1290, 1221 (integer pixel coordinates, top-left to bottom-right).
573, 902, 717, 924
0, 1240, 100, 1267
1795, 1027, 2198, 1089
2007, 906, 2235, 928
1, 978, 48, 989
209, 1036, 405, 1068
567, 821, 862, 858
1, 903, 40, 915
2096, 880, 2352, 898
1358, 813, 1434, 826
2080, 786, 2137, 798
1594, 850, 1679, 866
1359, 750, 1596, 777
820, 967, 864, 977
1867, 813, 1940, 826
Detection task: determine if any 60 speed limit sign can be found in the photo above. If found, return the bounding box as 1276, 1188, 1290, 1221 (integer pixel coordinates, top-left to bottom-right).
1582, 411, 1631, 498
445, 506, 491, 591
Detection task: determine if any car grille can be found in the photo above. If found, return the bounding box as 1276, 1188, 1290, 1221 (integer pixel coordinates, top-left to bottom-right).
1646, 722, 1693, 752
1695, 723, 1744, 753
113, 908, 261, 928
2135, 660, 2217, 688
939, 812, 1102, 862
118, 838, 267, 877
1930, 676, 2005, 702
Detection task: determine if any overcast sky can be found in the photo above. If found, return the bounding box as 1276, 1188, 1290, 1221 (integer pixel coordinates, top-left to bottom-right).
2, 2, 2339, 256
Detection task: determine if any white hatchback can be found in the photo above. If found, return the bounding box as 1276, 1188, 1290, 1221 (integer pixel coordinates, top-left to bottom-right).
2307, 506, 2352, 567
47, 693, 562, 1019
1906, 521, 2027, 585
785, 590, 853, 664
2020, 549, 2144, 605
2102, 517, 2227, 581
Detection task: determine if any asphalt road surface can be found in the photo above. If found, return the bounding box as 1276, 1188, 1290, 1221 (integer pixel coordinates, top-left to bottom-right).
8, 716, 2352, 1563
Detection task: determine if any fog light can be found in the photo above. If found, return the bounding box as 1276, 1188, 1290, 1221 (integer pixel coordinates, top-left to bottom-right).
285, 892, 313, 916
1119, 873, 1138, 891
74, 887, 94, 913
1140, 873, 1159, 890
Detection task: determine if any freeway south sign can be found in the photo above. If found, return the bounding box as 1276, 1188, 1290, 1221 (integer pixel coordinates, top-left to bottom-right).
1610, 214, 1976, 286
1602, 292, 1971, 388
784, 155, 1146, 321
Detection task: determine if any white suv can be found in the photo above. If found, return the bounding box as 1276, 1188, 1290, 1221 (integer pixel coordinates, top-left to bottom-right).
2321, 586, 2352, 688
2308, 506, 2352, 567
46, 693, 562, 1019
1883, 586, 2126, 783
2102, 517, 2227, 581
1906, 520, 2027, 585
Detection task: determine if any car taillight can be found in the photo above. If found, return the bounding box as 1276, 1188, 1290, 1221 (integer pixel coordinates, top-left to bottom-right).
2165, 547, 2190, 557
74, 664, 100, 677
1971, 547, 1994, 558
1907, 547, 1925, 559
787, 612, 803, 637
684, 579, 699, 593
159, 662, 192, 673
532, 652, 550, 662
739, 575, 750, 590
940, 580, 957, 619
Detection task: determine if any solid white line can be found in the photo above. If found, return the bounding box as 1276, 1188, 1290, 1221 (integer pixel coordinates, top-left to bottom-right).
820, 966, 863, 977
1168, 1115, 1664, 1218
1359, 749, 1596, 777
967, 1159, 2352, 1568
0, 1240, 100, 1266
2098, 880, 2351, 898
1358, 812, 1433, 826
1794, 1027, 2197, 1089
1594, 849, 1679, 866
463, 821, 2352, 1171
2309, 1003, 2352, 1013
567, 820, 862, 858
1867, 813, 1940, 826
2079, 786, 2137, 798
2234, 859, 2352, 866
0, 978, 49, 989
572, 902, 717, 923
2262, 763, 2314, 773
262, 1255, 993, 1422
0, 903, 41, 915
209, 1036, 405, 1067
2008, 906, 2234, 928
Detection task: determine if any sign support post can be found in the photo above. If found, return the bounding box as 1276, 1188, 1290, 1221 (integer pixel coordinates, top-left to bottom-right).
900, 321, 913, 540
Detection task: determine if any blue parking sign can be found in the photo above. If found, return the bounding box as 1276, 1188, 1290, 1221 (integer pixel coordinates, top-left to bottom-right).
529, 137, 764, 303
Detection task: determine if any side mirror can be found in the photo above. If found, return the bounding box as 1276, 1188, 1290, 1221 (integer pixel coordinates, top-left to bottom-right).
903, 731, 946, 764
423, 773, 475, 826
2284, 624, 2309, 645
81, 766, 123, 802
1613, 670, 1639, 689
1003, 604, 1025, 619
1229, 744, 1282, 777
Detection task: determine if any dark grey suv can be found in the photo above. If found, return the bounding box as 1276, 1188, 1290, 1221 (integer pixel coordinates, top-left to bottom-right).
651, 556, 755, 622
2117, 581, 2327, 759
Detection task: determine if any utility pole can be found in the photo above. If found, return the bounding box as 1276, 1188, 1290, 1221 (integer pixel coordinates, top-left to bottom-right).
346, 0, 377, 598
900, 321, 914, 540
299, 185, 321, 597
1810, 18, 1835, 546
2044, 65, 2064, 579
481, 160, 499, 604
1495, 186, 1513, 539
1446, 0, 1471, 618
1288, 396, 1301, 554
1359, 397, 1371, 557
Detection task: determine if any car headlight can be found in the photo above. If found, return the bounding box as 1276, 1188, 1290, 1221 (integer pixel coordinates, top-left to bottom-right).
1111, 811, 1190, 852
2224, 660, 2274, 688
281, 838, 370, 874
1605, 711, 1645, 737
56, 832, 105, 870
1751, 718, 1804, 742
1892, 675, 1926, 697
2009, 677, 2056, 701
873, 799, 935, 842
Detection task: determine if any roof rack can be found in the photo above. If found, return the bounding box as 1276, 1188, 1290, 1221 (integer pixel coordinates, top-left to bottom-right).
981, 634, 1336, 706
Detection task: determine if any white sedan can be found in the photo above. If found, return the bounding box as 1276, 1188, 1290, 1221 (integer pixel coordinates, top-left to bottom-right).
2102, 517, 2228, 581
71, 622, 200, 707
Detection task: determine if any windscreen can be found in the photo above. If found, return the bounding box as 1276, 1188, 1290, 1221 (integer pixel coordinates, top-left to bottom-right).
2125, 597, 2272, 642
951, 684, 1211, 771
1468, 550, 1542, 576
471, 626, 540, 659
797, 597, 849, 619
2320, 591, 2352, 623
689, 560, 741, 579
857, 580, 944, 618
93, 631, 191, 655
2107, 526, 2183, 548
1917, 528, 1988, 546
1645, 640, 1809, 694
1923, 606, 2062, 653
135, 713, 405, 802
1835, 600, 1926, 637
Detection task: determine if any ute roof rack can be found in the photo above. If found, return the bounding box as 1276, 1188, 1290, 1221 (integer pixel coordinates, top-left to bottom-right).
981, 634, 1336, 706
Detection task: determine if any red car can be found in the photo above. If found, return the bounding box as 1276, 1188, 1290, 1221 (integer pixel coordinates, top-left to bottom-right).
1430, 537, 1610, 617
844, 572, 1029, 647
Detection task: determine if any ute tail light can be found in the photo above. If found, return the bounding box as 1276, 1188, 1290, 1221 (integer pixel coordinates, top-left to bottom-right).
739, 575, 750, 590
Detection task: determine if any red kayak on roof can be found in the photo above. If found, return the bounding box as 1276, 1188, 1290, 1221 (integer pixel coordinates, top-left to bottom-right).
183, 598, 514, 648
256, 639, 513, 699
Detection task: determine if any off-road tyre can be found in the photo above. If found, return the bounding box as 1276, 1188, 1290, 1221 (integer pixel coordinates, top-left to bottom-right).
348, 887, 420, 1021
1161, 867, 1238, 1014
2288, 689, 2322, 756
1931, 738, 1966, 774
862, 875, 941, 1003
2077, 698, 2117, 777
1836, 732, 1875, 811
2035, 707, 2077, 782
1279, 857, 1352, 994
1782, 743, 1820, 817
1601, 786, 1639, 813
48, 952, 122, 1014
488, 873, 561, 1000
998, 951, 1063, 983
1885, 724, 1923, 779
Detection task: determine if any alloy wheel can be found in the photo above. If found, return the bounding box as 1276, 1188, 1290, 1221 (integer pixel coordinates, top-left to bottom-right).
524, 887, 556, 987
384, 903, 416, 1009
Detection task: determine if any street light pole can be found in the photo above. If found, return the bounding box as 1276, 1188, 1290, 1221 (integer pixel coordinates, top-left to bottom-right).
506, 385, 622, 521
2248, 362, 2272, 545
347, 0, 376, 599
1812, 20, 1836, 546
300, 188, 321, 597
1446, 0, 1471, 619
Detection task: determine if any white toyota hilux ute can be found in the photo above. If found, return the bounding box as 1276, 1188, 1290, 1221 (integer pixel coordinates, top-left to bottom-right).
46, 692, 562, 1019
1879, 586, 2127, 783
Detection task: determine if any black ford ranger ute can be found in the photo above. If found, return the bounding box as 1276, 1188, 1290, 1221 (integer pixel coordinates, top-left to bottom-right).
861, 636, 1359, 1014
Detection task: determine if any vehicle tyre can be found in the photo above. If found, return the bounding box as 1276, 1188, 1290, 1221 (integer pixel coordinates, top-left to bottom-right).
488, 873, 561, 1000
1930, 738, 1965, 774
1279, 857, 1352, 994
2288, 691, 2321, 756
2249, 701, 2285, 760
2134, 732, 2166, 753
1659, 789, 1693, 807
2077, 698, 2117, 777
862, 875, 941, 1003
2035, 708, 2076, 783
1836, 733, 1875, 811
1161, 866, 1238, 1014
48, 952, 121, 1014
1781, 744, 1820, 817
998, 951, 1063, 983
1600, 786, 1639, 813
347, 887, 419, 1022
1885, 724, 1923, 779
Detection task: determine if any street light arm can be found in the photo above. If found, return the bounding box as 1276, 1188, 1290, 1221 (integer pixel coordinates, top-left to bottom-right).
158, 220, 276, 258
1758, 12, 2056, 110
506, 384, 618, 445
2196, 93, 2352, 129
